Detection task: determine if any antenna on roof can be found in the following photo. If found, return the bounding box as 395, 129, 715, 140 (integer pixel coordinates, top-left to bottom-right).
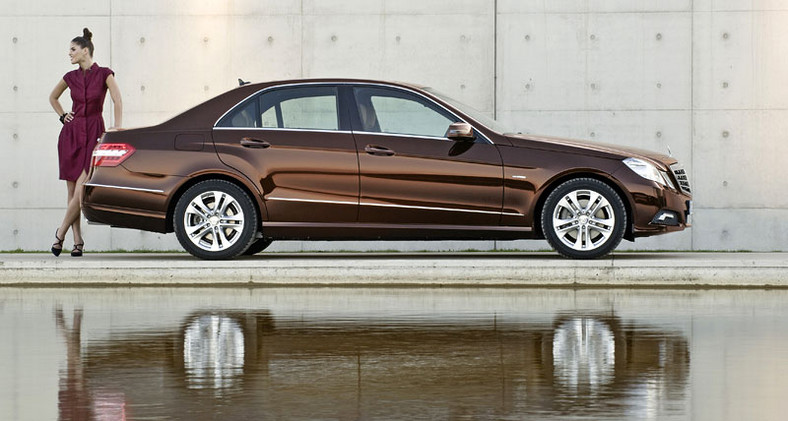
238, 78, 250, 86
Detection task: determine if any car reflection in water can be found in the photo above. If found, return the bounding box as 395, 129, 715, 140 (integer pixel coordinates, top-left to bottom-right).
57, 310, 689, 419
183, 315, 246, 393
553, 317, 617, 393
547, 314, 689, 416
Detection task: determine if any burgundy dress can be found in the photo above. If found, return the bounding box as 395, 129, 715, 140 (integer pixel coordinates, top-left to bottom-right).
58, 63, 114, 181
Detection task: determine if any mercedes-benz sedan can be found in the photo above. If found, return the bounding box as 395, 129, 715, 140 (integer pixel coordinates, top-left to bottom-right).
83, 79, 692, 259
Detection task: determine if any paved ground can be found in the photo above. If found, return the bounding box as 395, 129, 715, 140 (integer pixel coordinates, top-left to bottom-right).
1, 252, 785, 287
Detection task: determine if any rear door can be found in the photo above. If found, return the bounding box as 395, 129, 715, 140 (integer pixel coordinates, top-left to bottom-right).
213, 85, 359, 222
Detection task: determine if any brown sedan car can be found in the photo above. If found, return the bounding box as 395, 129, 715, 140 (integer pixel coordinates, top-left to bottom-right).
83, 79, 692, 259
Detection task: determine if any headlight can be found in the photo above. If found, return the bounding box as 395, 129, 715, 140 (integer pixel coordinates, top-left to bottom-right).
623, 157, 673, 188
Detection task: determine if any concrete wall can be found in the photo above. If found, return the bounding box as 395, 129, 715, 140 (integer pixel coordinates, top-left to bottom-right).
2, 0, 787, 252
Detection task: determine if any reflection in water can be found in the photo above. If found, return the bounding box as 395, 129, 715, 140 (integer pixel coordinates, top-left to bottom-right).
49, 308, 689, 419
1, 289, 785, 420
544, 315, 690, 418
54, 308, 90, 421
55, 308, 127, 421
553, 317, 616, 393
183, 315, 245, 392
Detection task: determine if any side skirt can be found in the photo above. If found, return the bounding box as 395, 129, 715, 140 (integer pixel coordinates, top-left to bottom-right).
262, 222, 534, 241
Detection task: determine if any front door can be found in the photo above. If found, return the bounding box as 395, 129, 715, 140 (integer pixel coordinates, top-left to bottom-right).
351, 86, 503, 227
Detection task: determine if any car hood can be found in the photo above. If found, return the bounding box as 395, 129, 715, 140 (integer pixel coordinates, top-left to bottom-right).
505, 133, 676, 168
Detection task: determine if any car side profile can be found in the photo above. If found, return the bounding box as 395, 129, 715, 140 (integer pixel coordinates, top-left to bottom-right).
83, 79, 692, 259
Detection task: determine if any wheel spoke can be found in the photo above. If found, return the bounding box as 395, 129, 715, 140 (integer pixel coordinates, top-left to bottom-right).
186, 220, 210, 236
191, 228, 213, 248
187, 197, 211, 219
557, 194, 580, 216
551, 187, 617, 252
556, 220, 580, 235
218, 223, 241, 232
573, 227, 585, 249
215, 192, 232, 215
216, 227, 232, 249
220, 215, 244, 223
590, 218, 614, 234
586, 191, 605, 215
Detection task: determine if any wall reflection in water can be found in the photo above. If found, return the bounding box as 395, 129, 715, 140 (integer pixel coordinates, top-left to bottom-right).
47, 304, 689, 419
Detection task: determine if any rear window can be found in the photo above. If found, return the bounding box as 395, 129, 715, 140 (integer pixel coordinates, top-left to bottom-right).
217, 86, 339, 131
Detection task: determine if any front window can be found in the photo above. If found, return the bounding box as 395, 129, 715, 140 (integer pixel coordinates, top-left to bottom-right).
353, 87, 456, 138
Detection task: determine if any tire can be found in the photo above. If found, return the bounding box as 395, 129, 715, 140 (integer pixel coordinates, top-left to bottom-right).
243, 238, 273, 255
541, 178, 627, 259
174, 180, 258, 260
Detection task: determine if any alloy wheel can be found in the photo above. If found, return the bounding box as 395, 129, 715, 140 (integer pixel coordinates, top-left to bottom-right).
541, 178, 626, 259
552, 189, 616, 252
174, 180, 257, 260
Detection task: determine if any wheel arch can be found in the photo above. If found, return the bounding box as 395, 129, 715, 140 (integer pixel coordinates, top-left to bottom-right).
165, 172, 267, 233
532, 171, 635, 242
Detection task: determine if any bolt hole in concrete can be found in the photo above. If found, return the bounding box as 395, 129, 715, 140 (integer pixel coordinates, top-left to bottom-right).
2, 288, 786, 420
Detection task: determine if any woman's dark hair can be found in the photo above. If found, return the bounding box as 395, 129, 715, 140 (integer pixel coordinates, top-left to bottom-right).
71, 28, 94, 57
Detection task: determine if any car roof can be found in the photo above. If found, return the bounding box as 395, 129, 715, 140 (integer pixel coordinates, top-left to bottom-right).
160, 79, 431, 131
243, 78, 428, 91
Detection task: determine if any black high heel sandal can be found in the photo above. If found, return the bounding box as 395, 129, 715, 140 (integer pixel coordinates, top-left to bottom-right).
51, 229, 64, 257
71, 243, 84, 257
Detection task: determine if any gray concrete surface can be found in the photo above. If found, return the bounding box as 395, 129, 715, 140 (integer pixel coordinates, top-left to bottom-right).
4, 2, 788, 253
1, 252, 785, 287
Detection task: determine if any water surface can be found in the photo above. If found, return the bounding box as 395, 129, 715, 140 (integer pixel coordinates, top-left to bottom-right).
1, 288, 786, 420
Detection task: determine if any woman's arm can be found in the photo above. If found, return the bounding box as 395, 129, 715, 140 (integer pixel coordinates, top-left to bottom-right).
106, 74, 123, 129
49, 79, 73, 123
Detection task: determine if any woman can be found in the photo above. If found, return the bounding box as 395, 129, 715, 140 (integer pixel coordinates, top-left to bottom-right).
49, 28, 122, 257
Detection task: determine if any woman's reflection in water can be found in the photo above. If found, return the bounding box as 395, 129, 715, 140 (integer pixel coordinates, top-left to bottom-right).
55, 307, 93, 421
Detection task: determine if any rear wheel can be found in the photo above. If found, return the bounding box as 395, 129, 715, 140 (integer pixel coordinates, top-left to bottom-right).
174, 180, 258, 260
541, 178, 626, 259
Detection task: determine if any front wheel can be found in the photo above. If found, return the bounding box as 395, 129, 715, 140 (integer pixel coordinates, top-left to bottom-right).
174, 180, 258, 260
541, 178, 627, 259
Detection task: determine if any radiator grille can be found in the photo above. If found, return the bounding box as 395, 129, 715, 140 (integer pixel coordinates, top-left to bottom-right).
670, 164, 692, 195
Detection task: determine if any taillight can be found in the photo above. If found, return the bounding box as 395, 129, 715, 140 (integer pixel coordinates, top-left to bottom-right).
92, 143, 135, 167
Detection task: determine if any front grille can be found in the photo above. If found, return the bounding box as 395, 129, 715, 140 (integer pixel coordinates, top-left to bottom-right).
670, 163, 692, 195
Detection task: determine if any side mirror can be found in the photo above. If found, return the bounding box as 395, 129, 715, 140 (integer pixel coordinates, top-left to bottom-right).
446, 122, 476, 141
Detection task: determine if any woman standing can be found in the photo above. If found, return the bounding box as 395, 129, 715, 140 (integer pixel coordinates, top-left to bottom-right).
49, 28, 122, 257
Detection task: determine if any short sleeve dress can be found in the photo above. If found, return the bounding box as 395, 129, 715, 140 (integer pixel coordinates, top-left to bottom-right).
58, 63, 115, 181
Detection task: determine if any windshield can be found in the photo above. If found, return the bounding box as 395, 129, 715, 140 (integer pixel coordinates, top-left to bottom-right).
423, 87, 520, 135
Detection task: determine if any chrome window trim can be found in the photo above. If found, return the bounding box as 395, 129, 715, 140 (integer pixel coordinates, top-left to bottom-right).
84, 183, 165, 194
214, 127, 353, 135
352, 131, 455, 142
213, 81, 493, 145
267, 196, 523, 217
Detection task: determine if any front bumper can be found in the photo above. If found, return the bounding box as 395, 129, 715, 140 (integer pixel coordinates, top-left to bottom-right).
632, 189, 692, 238
650, 200, 692, 227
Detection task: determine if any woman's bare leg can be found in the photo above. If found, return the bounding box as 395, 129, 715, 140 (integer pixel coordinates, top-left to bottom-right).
57, 171, 88, 247
63, 181, 82, 243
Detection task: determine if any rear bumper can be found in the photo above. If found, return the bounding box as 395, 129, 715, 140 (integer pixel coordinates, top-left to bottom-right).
82, 167, 184, 233
82, 202, 168, 233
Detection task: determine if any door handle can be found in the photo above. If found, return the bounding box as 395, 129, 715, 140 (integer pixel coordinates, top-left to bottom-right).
240, 137, 271, 149
364, 145, 395, 156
